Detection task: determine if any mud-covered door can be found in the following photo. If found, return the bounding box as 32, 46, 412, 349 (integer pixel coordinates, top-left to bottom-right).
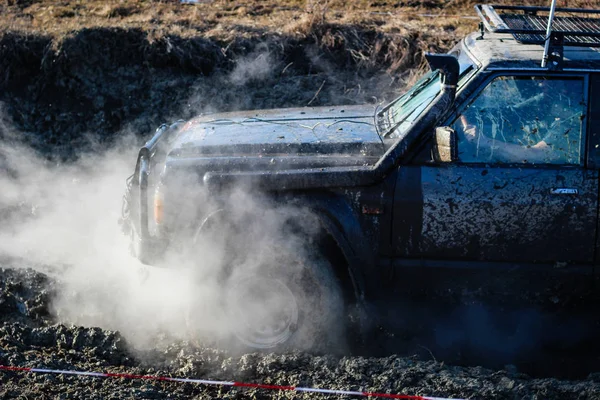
393, 74, 597, 263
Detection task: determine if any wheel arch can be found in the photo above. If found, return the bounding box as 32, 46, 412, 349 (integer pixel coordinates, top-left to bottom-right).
194, 192, 374, 306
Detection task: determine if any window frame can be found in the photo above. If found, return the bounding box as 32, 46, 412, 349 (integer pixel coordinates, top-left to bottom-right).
587, 73, 600, 169
443, 71, 590, 168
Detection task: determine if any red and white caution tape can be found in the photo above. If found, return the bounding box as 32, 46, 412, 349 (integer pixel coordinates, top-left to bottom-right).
0, 365, 463, 400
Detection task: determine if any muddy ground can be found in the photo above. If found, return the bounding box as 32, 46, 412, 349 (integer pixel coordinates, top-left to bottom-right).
1, 0, 600, 399
1, 266, 599, 399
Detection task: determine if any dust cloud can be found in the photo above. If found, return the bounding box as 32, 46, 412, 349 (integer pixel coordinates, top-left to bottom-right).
0, 130, 195, 348
0, 108, 342, 354
229, 45, 277, 86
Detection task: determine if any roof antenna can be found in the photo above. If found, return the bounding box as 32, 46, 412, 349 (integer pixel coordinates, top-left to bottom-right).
541, 0, 558, 68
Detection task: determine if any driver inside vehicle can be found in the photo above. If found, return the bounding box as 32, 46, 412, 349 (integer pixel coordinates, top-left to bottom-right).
454, 76, 584, 164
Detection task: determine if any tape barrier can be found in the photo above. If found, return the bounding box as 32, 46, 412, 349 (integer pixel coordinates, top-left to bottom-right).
0, 365, 464, 400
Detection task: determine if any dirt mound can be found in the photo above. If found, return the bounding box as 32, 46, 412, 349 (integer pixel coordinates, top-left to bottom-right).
0, 267, 53, 327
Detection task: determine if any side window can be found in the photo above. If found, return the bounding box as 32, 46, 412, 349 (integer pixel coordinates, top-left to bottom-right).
453, 76, 586, 165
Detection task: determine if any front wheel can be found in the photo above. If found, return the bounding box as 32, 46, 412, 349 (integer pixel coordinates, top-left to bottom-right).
225, 252, 346, 353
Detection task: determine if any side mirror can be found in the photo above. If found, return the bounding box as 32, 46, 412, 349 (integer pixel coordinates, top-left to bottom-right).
432, 126, 458, 163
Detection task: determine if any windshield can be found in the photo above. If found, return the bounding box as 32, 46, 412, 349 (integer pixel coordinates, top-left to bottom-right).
380, 71, 441, 138
379, 49, 477, 139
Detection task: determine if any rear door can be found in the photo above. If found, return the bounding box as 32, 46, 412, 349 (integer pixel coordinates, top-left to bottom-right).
393, 73, 597, 264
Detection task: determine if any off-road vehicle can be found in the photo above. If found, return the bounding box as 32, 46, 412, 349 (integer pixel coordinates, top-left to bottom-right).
122, 4, 600, 351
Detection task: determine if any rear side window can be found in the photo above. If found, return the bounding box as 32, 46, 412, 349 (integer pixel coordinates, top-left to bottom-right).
453, 76, 586, 165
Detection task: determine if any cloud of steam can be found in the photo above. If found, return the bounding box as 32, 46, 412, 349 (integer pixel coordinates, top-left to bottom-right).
0, 114, 343, 354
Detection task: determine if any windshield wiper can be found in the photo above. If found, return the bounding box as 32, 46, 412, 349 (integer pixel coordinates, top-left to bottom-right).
387, 73, 438, 117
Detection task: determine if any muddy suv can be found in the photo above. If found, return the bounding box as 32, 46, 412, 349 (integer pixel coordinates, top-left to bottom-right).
122, 4, 600, 350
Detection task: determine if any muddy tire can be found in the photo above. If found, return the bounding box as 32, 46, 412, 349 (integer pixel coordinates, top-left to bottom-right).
225, 250, 346, 354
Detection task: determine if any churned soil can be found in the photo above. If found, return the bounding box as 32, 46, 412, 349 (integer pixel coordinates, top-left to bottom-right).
1, 268, 600, 400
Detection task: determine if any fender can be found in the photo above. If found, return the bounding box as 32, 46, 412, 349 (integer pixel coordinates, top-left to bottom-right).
193, 191, 375, 305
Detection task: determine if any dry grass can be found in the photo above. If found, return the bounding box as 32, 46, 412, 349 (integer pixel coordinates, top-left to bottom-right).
0, 0, 475, 39
0, 0, 596, 40
2, 1, 594, 62
1, 1, 595, 52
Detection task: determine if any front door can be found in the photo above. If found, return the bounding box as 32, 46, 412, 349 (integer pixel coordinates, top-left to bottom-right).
393, 74, 597, 263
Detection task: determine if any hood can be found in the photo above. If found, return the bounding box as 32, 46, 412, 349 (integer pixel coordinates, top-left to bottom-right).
165, 105, 384, 172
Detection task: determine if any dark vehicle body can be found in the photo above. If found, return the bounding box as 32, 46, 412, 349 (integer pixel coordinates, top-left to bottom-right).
122, 5, 600, 355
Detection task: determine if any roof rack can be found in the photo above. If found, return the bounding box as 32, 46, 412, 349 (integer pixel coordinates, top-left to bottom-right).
475, 4, 600, 47
475, 4, 600, 69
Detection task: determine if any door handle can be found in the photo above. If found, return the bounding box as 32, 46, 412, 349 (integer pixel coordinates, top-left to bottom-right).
550, 188, 578, 195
